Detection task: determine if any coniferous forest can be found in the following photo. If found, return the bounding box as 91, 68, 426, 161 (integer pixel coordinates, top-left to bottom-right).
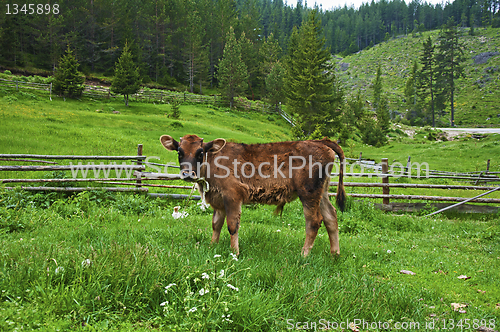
1, 0, 498, 90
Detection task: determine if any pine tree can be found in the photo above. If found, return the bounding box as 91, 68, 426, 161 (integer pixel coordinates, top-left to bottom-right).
284, 10, 342, 138
111, 42, 141, 107
53, 46, 85, 99
404, 60, 419, 118
435, 18, 465, 127
260, 33, 284, 111
183, 0, 206, 93
418, 36, 437, 127
265, 61, 285, 112
371, 63, 390, 140
216, 26, 248, 109
372, 63, 383, 110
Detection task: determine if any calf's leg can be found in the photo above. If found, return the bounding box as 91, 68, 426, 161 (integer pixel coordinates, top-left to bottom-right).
301, 202, 323, 257
211, 209, 226, 244
224, 198, 242, 255
320, 193, 340, 255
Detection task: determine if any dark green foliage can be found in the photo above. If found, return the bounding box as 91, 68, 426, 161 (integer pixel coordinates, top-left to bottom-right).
170, 100, 181, 119
260, 33, 285, 111
360, 117, 388, 147
418, 36, 437, 126
373, 64, 383, 110
111, 43, 141, 107
285, 10, 342, 138
216, 27, 248, 109
367, 64, 390, 146
265, 61, 285, 112
52, 47, 85, 98
435, 18, 466, 127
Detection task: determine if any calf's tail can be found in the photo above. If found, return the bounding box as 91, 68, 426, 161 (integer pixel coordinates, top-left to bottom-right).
321, 138, 346, 212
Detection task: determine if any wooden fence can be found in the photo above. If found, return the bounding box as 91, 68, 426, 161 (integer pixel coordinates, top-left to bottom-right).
1, 149, 499, 213
0, 78, 276, 112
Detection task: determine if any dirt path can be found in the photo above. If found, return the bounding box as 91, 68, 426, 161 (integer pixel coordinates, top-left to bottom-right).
436, 128, 500, 135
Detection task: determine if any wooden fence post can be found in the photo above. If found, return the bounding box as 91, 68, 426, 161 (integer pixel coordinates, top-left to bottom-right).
49, 83, 52, 101
136, 144, 143, 188
381, 158, 390, 205
406, 156, 411, 176
487, 159, 490, 173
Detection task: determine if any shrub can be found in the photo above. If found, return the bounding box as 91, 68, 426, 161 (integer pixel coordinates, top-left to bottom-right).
170, 100, 181, 119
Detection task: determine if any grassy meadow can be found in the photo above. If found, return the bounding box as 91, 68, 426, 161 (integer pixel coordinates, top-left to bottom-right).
0, 90, 500, 331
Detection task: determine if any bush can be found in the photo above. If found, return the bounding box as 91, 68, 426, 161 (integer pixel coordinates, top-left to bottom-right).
170, 100, 181, 119
360, 118, 387, 147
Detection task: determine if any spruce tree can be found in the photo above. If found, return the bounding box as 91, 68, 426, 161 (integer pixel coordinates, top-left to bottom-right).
53, 46, 85, 98
217, 26, 248, 109
260, 33, 284, 112
371, 63, 390, 140
372, 63, 383, 110
435, 18, 465, 127
265, 61, 285, 112
285, 9, 342, 138
111, 42, 141, 107
418, 36, 437, 127
404, 60, 418, 109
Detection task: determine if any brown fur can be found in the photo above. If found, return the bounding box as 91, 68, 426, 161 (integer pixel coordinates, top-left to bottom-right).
160, 134, 346, 256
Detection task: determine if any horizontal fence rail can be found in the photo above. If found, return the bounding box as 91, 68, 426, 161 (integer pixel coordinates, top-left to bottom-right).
0, 78, 278, 112
1, 150, 498, 213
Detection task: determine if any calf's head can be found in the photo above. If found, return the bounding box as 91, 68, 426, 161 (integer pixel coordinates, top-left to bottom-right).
160, 134, 226, 181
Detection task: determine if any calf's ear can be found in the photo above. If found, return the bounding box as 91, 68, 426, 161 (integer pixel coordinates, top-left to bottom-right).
204, 138, 226, 154
160, 135, 179, 151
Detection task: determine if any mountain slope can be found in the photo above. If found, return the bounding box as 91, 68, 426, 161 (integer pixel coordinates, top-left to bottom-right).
336, 27, 500, 127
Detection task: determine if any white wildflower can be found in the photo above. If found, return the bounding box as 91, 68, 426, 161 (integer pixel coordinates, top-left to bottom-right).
188, 307, 197, 313
227, 284, 239, 291
230, 253, 238, 261
172, 206, 189, 219
165, 283, 176, 293
199, 288, 209, 296
201, 272, 210, 280
387, 249, 392, 254
214, 254, 221, 258
81, 259, 91, 268
55, 266, 65, 274
160, 301, 168, 306
276, 229, 281, 232
219, 269, 225, 278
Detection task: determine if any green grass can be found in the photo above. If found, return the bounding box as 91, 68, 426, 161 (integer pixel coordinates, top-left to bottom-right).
0, 191, 499, 331
338, 27, 500, 127
346, 130, 500, 173
0, 89, 499, 331
0, 91, 290, 158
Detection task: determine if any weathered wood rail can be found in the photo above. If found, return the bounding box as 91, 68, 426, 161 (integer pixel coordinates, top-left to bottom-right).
1, 151, 499, 213
0, 78, 275, 112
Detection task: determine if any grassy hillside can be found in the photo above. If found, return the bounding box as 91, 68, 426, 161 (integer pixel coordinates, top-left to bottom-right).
0, 92, 290, 163
337, 27, 500, 127
343, 127, 500, 173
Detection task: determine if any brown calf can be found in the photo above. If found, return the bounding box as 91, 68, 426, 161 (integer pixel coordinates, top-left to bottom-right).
160, 134, 346, 256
